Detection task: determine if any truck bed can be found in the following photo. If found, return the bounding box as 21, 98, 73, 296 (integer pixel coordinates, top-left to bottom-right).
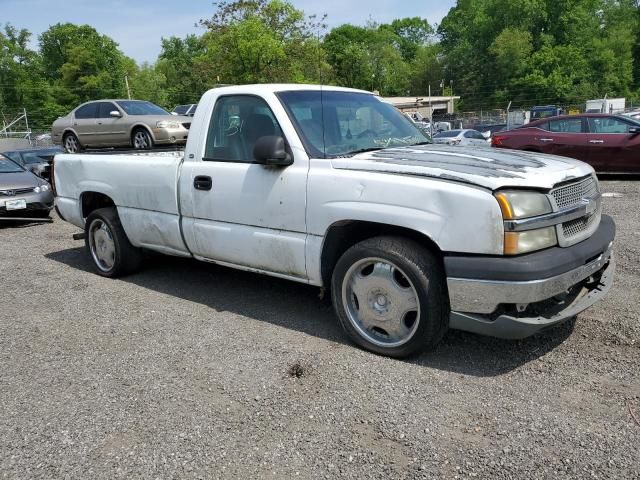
54, 151, 190, 257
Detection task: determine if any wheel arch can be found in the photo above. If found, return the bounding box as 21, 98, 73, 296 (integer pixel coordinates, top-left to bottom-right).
129, 123, 155, 143
319, 220, 444, 288
62, 128, 80, 143
80, 191, 116, 219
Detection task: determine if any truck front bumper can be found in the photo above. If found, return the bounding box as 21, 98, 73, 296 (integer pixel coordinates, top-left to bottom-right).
445, 214, 615, 339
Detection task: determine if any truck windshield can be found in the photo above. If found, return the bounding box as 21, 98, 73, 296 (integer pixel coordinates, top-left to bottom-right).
277, 90, 429, 158
116, 101, 170, 116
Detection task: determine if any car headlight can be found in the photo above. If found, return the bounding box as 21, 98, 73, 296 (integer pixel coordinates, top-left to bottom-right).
495, 191, 557, 255
156, 120, 180, 129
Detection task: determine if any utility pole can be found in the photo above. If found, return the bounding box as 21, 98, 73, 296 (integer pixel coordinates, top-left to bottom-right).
125, 75, 132, 100
428, 84, 433, 137
450, 79, 454, 114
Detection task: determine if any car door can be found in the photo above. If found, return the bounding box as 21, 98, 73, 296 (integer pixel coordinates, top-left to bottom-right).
72, 102, 98, 146
179, 93, 309, 279
94, 102, 127, 146
464, 130, 489, 147
541, 117, 589, 160
585, 116, 638, 173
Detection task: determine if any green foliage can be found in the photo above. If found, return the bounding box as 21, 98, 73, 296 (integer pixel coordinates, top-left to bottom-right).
1, 0, 639, 132
438, 0, 640, 108
200, 0, 329, 85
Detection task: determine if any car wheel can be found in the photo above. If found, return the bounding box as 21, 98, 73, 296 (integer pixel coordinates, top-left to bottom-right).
331, 236, 449, 358
132, 129, 153, 150
63, 133, 81, 153
85, 207, 142, 278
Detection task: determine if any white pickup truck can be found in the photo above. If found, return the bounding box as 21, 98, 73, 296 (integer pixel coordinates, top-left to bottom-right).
53, 84, 615, 357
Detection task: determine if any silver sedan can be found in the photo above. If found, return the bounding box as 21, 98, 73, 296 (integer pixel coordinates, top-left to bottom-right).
0, 155, 54, 219
51, 100, 192, 153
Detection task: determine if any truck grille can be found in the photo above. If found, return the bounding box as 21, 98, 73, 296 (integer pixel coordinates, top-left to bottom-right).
551, 176, 598, 209
549, 175, 601, 247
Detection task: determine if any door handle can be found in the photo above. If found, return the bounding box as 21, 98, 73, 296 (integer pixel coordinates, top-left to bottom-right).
539, 138, 554, 142
193, 175, 212, 191
589, 139, 604, 144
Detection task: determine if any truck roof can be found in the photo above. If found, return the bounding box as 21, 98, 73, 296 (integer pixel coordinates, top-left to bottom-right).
206, 84, 372, 96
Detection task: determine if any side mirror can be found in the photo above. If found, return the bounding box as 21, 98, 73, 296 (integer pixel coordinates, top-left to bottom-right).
109, 110, 122, 118
253, 136, 293, 166
629, 126, 640, 135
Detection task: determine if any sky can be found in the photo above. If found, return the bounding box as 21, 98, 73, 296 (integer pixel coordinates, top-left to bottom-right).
2, 0, 456, 64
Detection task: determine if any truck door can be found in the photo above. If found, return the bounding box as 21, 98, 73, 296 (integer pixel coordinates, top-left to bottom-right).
179, 93, 309, 279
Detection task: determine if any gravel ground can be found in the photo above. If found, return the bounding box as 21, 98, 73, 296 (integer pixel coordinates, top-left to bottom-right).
1, 179, 639, 479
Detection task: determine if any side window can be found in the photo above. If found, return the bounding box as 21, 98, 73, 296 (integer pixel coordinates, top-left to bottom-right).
204, 95, 283, 163
97, 102, 118, 118
464, 130, 485, 139
75, 103, 97, 119
548, 118, 583, 133
588, 117, 632, 134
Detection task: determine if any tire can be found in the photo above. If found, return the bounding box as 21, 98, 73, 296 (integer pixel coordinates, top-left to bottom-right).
331, 236, 448, 358
84, 207, 142, 278
132, 128, 153, 150
63, 132, 82, 153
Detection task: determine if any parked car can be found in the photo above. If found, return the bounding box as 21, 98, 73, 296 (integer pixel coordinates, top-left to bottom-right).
2, 146, 63, 181
622, 110, 640, 121
51, 100, 192, 153
432, 129, 490, 147
53, 84, 614, 358
172, 104, 198, 116
492, 114, 640, 173
0, 154, 54, 219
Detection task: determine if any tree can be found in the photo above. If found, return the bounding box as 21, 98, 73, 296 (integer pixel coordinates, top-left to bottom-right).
437, 0, 639, 109
199, 0, 330, 85
156, 35, 211, 106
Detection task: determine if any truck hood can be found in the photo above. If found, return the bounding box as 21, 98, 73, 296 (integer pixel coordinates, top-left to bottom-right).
331, 145, 594, 191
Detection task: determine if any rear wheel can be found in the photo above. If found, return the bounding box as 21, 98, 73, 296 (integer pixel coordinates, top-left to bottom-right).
331, 236, 449, 358
63, 133, 81, 153
132, 128, 153, 150
85, 207, 142, 277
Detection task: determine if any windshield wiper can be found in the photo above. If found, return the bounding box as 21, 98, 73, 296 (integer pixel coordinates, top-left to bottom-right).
410, 141, 431, 146
345, 147, 385, 157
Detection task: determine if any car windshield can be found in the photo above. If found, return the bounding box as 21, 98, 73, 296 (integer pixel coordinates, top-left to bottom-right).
277, 90, 429, 157
116, 101, 169, 116
0, 156, 24, 173
434, 130, 461, 138
173, 105, 190, 115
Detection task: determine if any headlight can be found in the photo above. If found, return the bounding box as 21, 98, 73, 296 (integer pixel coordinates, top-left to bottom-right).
495, 191, 556, 255
156, 120, 180, 129
504, 227, 557, 255
495, 191, 552, 219
40, 184, 49, 192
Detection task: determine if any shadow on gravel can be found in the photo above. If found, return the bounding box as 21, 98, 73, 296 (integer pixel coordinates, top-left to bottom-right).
46, 247, 575, 377
0, 219, 51, 229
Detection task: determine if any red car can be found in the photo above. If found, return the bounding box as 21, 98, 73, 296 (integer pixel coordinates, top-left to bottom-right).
492, 114, 640, 173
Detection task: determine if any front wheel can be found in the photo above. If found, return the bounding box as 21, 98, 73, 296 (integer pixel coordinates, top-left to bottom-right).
85, 207, 142, 277
331, 236, 449, 358
132, 129, 153, 150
